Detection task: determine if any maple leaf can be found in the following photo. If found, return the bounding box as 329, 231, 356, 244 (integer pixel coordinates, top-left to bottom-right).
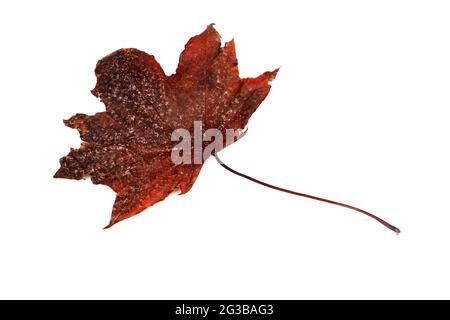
54, 25, 278, 228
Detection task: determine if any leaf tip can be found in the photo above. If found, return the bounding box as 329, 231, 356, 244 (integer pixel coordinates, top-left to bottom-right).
270, 68, 280, 80
53, 167, 66, 179
103, 223, 113, 230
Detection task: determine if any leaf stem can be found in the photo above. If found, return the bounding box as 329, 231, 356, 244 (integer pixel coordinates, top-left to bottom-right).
212, 151, 400, 234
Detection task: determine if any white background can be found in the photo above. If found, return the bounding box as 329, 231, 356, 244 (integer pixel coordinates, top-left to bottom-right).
1, 0, 449, 299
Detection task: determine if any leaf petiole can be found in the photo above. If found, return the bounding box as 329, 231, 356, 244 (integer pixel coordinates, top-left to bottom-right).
213, 151, 401, 234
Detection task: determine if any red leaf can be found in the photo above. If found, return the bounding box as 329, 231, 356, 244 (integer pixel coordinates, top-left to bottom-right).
54, 25, 277, 227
